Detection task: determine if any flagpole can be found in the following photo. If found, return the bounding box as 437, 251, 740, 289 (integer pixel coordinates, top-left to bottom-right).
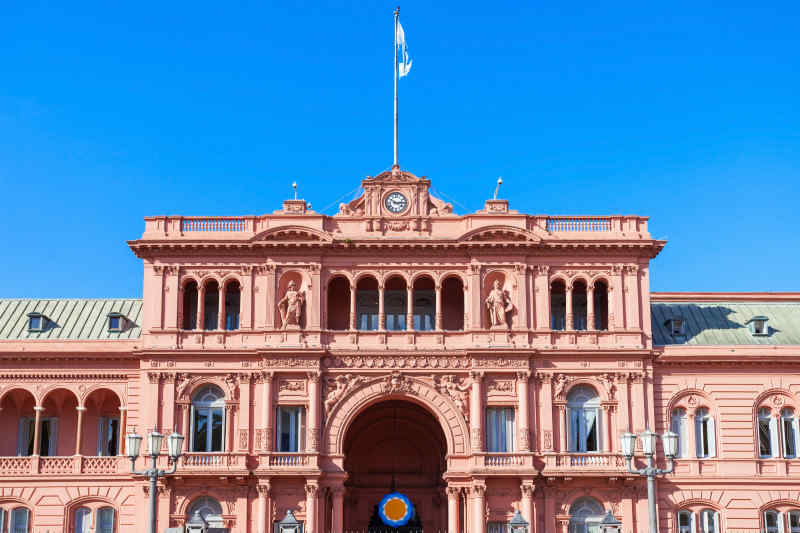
393, 6, 399, 168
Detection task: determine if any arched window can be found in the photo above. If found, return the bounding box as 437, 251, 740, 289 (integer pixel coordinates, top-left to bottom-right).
412, 276, 435, 331
782, 408, 799, 458
356, 277, 379, 331
695, 408, 716, 458
568, 497, 604, 533
572, 280, 588, 330
9, 508, 30, 533
764, 510, 780, 533
203, 280, 220, 330
567, 386, 601, 453
182, 281, 198, 330
327, 277, 351, 330
97, 507, 115, 533
698, 509, 719, 533
759, 407, 778, 458
441, 276, 464, 331
224, 281, 240, 331
74, 507, 91, 533
186, 497, 224, 528
671, 408, 688, 458
191, 386, 225, 453
550, 280, 566, 330
593, 280, 609, 330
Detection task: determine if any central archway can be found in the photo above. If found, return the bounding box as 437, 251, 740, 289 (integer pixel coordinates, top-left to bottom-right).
342, 400, 447, 532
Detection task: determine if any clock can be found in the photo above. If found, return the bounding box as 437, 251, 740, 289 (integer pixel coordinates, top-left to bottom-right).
384, 192, 408, 214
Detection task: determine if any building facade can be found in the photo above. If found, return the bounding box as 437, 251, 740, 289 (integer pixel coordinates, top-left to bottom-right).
0, 167, 798, 533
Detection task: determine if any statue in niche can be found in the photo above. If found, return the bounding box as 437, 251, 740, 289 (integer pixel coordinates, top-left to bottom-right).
485, 279, 513, 328
278, 280, 305, 329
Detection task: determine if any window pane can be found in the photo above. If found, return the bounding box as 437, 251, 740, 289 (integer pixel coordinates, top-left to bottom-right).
211, 409, 224, 451
785, 418, 796, 457
13, 508, 29, 533
194, 409, 208, 452
75, 507, 91, 533
98, 507, 115, 533
760, 419, 772, 456
40, 420, 51, 456
585, 410, 597, 452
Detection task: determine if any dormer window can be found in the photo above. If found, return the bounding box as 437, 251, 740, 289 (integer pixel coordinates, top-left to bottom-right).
747, 316, 769, 336
27, 312, 47, 332
665, 317, 685, 337
107, 312, 127, 332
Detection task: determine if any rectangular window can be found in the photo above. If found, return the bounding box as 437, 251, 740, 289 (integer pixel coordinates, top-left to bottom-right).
98, 417, 120, 456
192, 407, 225, 452
97, 507, 115, 533
277, 406, 305, 452
677, 511, 692, 533
18, 417, 57, 456
485, 407, 515, 453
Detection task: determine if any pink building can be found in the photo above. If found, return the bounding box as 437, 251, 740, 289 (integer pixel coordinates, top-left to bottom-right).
0, 167, 798, 533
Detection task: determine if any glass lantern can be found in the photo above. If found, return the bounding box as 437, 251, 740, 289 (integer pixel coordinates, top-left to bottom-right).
167, 431, 185, 459
640, 429, 658, 456
620, 431, 636, 459
509, 509, 529, 533
148, 430, 164, 457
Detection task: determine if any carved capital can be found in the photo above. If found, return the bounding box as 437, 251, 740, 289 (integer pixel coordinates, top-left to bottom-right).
469, 370, 485, 382
307, 371, 321, 384
516, 370, 531, 382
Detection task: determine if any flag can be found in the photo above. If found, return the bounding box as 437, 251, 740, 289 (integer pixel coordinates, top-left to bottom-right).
396, 21, 412, 77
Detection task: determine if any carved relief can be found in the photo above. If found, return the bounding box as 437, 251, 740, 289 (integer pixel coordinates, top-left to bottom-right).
543, 430, 553, 450
238, 429, 248, 450
487, 379, 514, 394
553, 374, 571, 400
278, 280, 304, 330
434, 374, 471, 422
263, 357, 319, 369
473, 357, 529, 369
324, 374, 366, 414
599, 373, 618, 401
383, 371, 415, 394
279, 379, 305, 393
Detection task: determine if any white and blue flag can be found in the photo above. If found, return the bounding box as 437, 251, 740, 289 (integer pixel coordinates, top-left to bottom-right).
396, 21, 412, 77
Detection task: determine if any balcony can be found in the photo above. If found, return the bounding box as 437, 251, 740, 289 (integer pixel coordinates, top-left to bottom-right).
179, 452, 248, 473
541, 453, 627, 476
0, 455, 124, 476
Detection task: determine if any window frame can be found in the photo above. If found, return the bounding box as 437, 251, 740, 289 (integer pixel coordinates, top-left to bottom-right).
671, 408, 688, 458
190, 387, 226, 453
97, 416, 121, 456
96, 506, 116, 533
17, 416, 58, 456
567, 387, 602, 453
276, 405, 306, 453
485, 406, 515, 453
781, 408, 799, 459
10, 507, 30, 533
26, 313, 46, 332
694, 408, 716, 459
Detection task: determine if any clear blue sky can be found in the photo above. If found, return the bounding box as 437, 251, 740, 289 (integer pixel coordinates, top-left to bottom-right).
2, 1, 798, 297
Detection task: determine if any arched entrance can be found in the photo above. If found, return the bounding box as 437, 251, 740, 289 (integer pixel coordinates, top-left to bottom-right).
343, 400, 447, 532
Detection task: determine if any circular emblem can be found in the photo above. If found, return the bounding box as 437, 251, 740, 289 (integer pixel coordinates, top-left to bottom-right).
378, 492, 414, 527
384, 192, 408, 214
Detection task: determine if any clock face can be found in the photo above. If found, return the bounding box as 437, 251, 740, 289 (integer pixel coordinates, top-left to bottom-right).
384, 192, 408, 214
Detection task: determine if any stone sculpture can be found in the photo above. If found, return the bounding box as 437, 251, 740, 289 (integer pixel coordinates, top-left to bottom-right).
278, 280, 304, 329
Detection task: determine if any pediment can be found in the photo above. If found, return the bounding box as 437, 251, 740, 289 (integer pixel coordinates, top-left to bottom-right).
459, 225, 541, 243
368, 168, 425, 183
251, 225, 332, 243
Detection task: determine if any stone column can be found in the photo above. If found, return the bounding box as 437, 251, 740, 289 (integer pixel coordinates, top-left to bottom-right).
435, 283, 443, 331
32, 405, 44, 455
309, 264, 321, 329
218, 283, 226, 330
688, 410, 698, 459
539, 373, 553, 452
378, 282, 386, 330
470, 371, 484, 451
197, 284, 206, 330
226, 404, 235, 453
447, 486, 460, 533
517, 371, 531, 451
258, 482, 271, 533
179, 403, 190, 444
472, 484, 486, 533
75, 406, 86, 455
331, 487, 345, 533
623, 265, 640, 330
240, 266, 254, 329
565, 283, 573, 330
604, 405, 613, 452
164, 267, 179, 330
119, 406, 127, 455
520, 483, 534, 528
305, 481, 319, 533
463, 281, 470, 331
239, 374, 252, 452
262, 372, 274, 451
610, 265, 624, 330
587, 284, 595, 330
558, 405, 568, 452
308, 372, 321, 452
349, 280, 357, 330
533, 265, 550, 329
406, 284, 414, 331
469, 263, 481, 329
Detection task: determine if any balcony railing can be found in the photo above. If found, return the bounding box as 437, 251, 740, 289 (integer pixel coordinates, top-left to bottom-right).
268, 453, 313, 467
546, 216, 612, 232
181, 217, 247, 232
0, 456, 124, 475
180, 452, 246, 471
543, 452, 626, 473
483, 453, 527, 467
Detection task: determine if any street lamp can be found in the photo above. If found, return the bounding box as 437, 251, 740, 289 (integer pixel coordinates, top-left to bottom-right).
621, 428, 678, 533
128, 428, 184, 533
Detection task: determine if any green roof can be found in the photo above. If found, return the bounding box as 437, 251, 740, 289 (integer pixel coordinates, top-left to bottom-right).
651, 301, 800, 346
0, 299, 142, 340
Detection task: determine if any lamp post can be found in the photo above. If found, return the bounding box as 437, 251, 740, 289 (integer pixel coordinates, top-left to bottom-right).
620, 429, 678, 533
127, 428, 185, 533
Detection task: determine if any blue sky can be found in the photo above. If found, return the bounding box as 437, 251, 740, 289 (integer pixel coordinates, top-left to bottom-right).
1, 1, 798, 297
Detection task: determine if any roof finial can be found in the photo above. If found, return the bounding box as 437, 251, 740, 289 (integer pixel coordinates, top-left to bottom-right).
493, 177, 503, 200
292, 181, 298, 200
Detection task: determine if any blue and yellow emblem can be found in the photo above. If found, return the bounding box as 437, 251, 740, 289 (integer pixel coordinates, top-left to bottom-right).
378, 492, 414, 527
